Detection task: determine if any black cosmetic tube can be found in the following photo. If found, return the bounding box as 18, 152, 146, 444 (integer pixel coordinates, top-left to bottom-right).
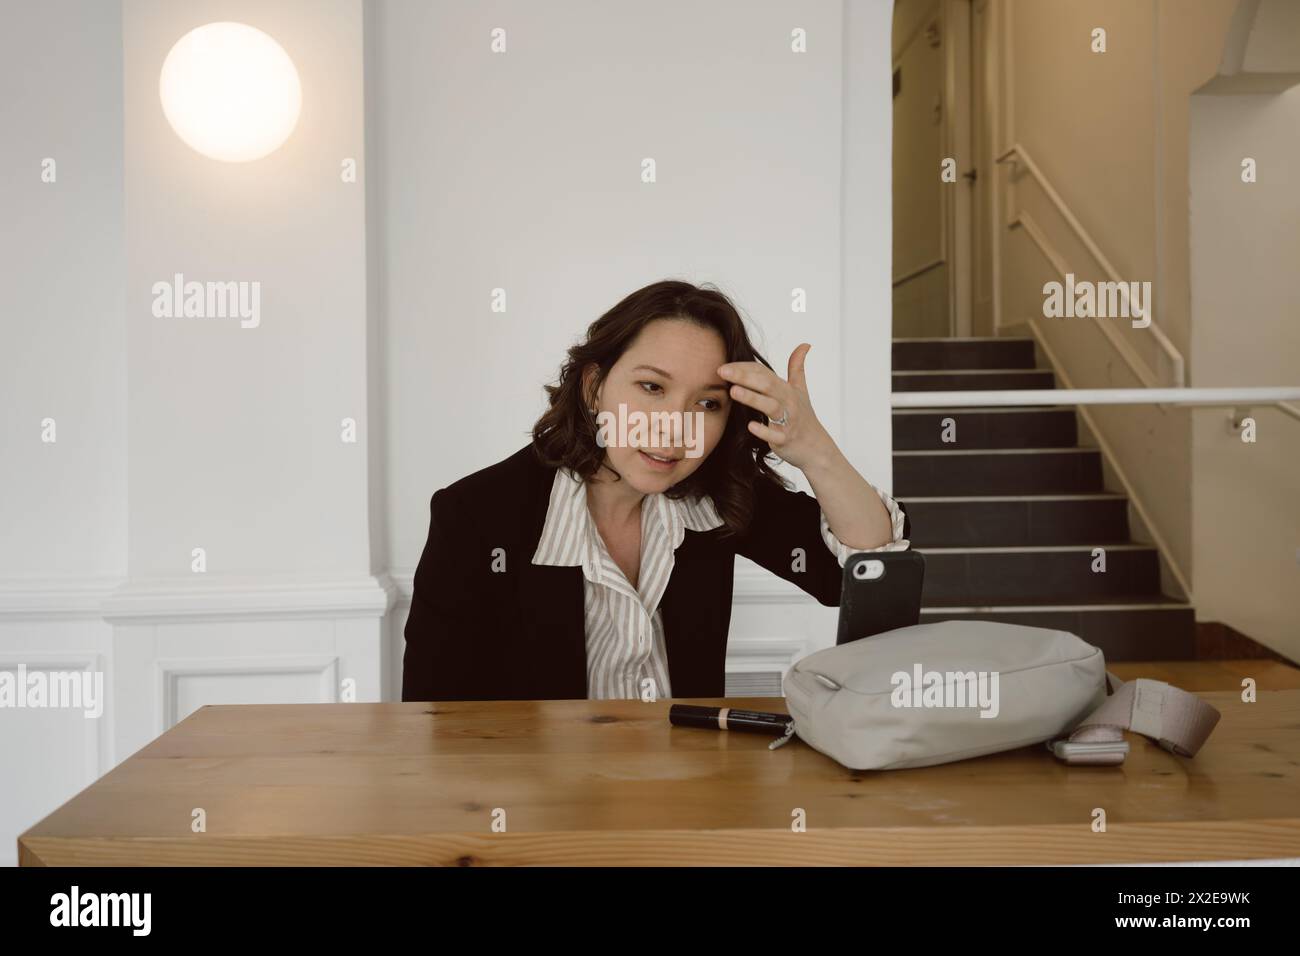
669, 704, 793, 735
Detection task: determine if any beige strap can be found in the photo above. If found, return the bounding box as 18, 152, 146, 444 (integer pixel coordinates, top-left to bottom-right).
1058, 672, 1221, 765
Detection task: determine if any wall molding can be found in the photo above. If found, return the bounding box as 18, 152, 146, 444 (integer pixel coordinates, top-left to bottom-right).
389, 564, 818, 610
390, 571, 414, 607
0, 574, 396, 624
6, 564, 818, 623
732, 562, 819, 605
0, 577, 123, 622
722, 633, 809, 672
104, 574, 396, 624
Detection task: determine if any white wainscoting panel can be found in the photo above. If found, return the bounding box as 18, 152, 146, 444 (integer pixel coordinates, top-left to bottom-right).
0, 574, 393, 867
0, 591, 116, 868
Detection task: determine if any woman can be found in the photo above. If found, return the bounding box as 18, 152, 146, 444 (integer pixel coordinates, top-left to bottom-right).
401, 280, 910, 702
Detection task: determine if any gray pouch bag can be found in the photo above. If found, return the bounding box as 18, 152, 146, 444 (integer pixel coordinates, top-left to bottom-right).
781, 620, 1219, 770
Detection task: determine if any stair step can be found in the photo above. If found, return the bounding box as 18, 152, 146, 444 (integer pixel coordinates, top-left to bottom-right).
888, 338, 1195, 658
899, 494, 1129, 547
892, 337, 1037, 371
893, 369, 1055, 391
893, 407, 1078, 449
895, 448, 1104, 495
920, 601, 1196, 661
916, 545, 1161, 604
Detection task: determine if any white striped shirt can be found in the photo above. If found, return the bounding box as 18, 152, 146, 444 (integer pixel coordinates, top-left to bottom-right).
530, 467, 909, 700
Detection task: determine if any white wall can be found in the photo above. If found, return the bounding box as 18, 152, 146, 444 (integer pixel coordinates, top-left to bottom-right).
376, 0, 871, 564
121, 0, 371, 580
841, 0, 898, 490
1, 0, 896, 863
1189, 85, 1300, 659
371, 0, 897, 693
104, 0, 391, 776
0, 0, 392, 867
0, 0, 126, 580
0, 0, 125, 870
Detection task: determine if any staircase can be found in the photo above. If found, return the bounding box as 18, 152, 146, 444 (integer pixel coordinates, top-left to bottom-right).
891, 337, 1196, 661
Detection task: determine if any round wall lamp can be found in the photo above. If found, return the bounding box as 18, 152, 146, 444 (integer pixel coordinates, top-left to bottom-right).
159, 22, 302, 162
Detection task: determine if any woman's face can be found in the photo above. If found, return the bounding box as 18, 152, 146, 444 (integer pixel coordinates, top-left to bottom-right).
587, 318, 733, 495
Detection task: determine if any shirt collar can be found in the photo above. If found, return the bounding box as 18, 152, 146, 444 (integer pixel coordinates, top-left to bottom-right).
531, 466, 722, 570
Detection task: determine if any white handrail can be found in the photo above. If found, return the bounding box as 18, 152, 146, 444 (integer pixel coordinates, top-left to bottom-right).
892, 386, 1300, 411
996, 143, 1186, 387
893, 257, 945, 287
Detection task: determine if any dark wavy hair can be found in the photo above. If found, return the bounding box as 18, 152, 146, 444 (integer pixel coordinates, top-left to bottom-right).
531, 279, 788, 539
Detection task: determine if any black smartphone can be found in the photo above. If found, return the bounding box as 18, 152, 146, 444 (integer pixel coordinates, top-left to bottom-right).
835, 550, 926, 645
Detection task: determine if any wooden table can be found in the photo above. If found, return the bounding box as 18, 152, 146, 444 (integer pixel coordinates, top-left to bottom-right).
19, 660, 1300, 866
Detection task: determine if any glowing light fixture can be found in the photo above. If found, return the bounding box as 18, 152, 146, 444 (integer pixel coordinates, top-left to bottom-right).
159, 22, 302, 162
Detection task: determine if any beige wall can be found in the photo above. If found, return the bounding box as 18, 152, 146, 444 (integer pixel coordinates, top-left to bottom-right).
1189, 85, 1300, 658
892, 0, 946, 337
996, 0, 1300, 654
894, 261, 949, 338
997, 0, 1238, 596
1158, 0, 1244, 356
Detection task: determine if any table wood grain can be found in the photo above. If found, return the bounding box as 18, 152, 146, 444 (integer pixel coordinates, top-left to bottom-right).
19, 660, 1300, 866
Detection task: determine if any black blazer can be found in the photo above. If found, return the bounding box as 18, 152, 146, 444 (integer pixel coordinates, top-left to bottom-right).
401, 443, 909, 702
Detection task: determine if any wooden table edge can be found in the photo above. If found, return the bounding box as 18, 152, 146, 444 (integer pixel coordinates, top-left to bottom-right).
19, 817, 1300, 867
